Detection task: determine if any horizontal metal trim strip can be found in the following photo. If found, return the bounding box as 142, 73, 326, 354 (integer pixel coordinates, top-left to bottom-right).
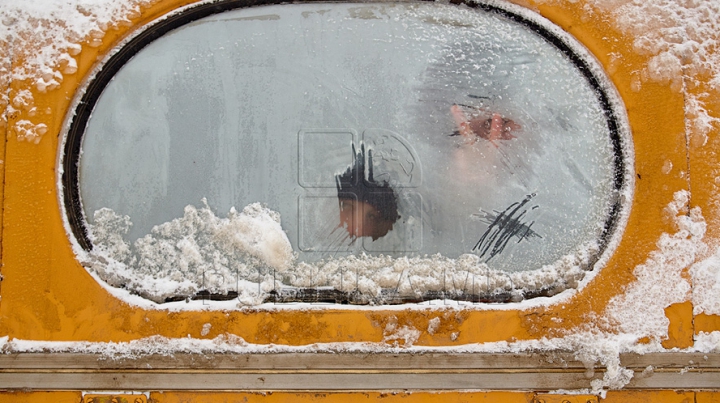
1, 372, 719, 390
1, 352, 717, 370
0, 368, 593, 374
1, 368, 718, 375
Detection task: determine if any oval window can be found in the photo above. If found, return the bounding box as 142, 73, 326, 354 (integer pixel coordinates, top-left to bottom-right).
62, 1, 631, 305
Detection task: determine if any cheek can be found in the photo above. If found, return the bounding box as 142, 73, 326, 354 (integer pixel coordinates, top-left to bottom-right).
339, 204, 358, 234
339, 208, 351, 225
359, 216, 375, 236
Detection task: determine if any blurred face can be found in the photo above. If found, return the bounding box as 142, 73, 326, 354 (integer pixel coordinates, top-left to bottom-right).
339, 199, 393, 240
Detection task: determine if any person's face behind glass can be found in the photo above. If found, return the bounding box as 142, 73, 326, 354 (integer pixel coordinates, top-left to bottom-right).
339, 199, 394, 241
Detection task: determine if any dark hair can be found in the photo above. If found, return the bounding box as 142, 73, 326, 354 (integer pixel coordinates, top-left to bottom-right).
335, 143, 400, 223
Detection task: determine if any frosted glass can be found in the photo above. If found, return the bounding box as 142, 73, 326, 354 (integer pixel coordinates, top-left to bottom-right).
77, 3, 624, 302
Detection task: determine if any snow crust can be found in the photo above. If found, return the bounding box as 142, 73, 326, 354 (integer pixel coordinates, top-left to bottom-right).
0, 331, 718, 396
535, 0, 720, 144
606, 191, 706, 335
87, 200, 601, 304
1, 0, 154, 141
87, 201, 293, 304
0, 0, 718, 396
690, 245, 720, 316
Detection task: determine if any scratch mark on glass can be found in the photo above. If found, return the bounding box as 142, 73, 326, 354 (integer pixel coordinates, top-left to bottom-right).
472, 193, 541, 261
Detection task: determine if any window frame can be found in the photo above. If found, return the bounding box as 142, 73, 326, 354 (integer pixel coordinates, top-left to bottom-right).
60, 0, 633, 305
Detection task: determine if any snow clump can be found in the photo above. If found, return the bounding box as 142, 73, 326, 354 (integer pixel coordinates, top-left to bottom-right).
0, 0, 159, 142
580, 0, 720, 144
605, 190, 706, 339
87, 201, 294, 303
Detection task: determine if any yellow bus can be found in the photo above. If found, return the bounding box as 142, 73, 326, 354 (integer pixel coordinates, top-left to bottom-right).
1, 0, 719, 402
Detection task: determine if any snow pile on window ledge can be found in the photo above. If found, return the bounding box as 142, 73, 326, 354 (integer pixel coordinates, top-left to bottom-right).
87, 201, 294, 304
85, 199, 599, 306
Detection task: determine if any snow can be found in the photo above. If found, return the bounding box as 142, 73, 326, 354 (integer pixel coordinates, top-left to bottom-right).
606, 190, 706, 338
87, 201, 293, 303
1, 190, 714, 394
0, 0, 158, 140
695, 331, 720, 352
383, 322, 422, 347
87, 201, 606, 305
0, 0, 718, 396
427, 317, 441, 334
690, 246, 720, 316
537, 0, 720, 144
1, 330, 718, 395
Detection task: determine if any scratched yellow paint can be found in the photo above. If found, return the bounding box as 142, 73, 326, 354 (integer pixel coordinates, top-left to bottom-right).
0, 391, 82, 403
603, 391, 696, 403
148, 391, 535, 403
0, 0, 715, 351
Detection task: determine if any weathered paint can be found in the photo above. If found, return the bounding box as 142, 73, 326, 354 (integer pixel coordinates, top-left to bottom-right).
535, 394, 598, 403
0, 391, 82, 403
662, 301, 694, 349
0, 391, 717, 402
148, 391, 536, 403
603, 391, 695, 403
0, 391, 703, 403
698, 391, 720, 403
0, 0, 717, 391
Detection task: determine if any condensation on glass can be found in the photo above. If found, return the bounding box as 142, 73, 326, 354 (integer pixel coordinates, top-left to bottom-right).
67, 2, 630, 305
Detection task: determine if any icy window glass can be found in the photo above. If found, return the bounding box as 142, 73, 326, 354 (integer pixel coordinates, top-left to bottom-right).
68, 2, 629, 304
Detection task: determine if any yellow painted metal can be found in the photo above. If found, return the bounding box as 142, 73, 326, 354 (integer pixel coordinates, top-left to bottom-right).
148, 391, 536, 402
0, 0, 714, 352
696, 313, 720, 335
534, 394, 598, 403
0, 391, 81, 403
0, 391, 714, 402
603, 391, 695, 403
697, 391, 720, 403
84, 394, 148, 403
662, 301, 694, 349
